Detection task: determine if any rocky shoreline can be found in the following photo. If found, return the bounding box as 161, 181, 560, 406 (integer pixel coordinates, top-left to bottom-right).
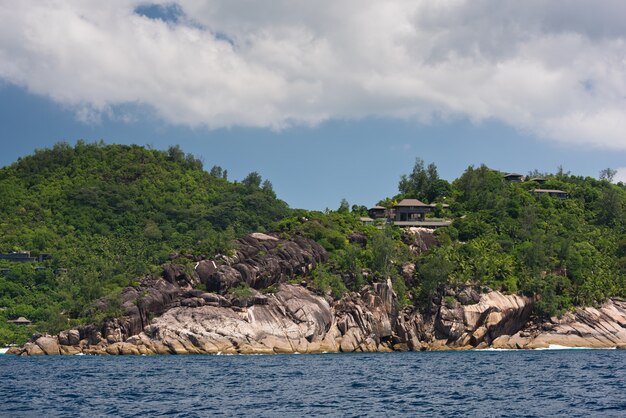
10, 283, 626, 356
8, 233, 626, 356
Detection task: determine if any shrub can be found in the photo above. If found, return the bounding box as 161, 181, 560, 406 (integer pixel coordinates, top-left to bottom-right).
310, 266, 347, 299
443, 295, 456, 309
229, 282, 254, 300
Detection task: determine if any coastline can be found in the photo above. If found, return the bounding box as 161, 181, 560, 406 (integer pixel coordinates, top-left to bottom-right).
8, 284, 626, 356
7, 235, 626, 357
3, 345, 623, 357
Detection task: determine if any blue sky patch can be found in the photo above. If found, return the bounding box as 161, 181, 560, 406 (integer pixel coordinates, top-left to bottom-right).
134, 3, 184, 24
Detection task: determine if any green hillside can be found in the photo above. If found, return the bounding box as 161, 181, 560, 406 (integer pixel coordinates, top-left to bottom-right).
0, 141, 288, 344
1, 143, 625, 346
277, 161, 626, 317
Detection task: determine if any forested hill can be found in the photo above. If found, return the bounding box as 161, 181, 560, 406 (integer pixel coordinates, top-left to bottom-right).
1, 142, 625, 346
274, 161, 626, 322
0, 141, 288, 343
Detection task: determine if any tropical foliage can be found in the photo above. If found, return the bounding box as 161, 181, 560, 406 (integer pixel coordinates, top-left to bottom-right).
279, 161, 626, 317
1, 143, 624, 344
0, 141, 288, 344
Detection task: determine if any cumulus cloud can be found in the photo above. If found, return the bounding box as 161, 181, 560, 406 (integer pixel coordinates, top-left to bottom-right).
1, 0, 625, 148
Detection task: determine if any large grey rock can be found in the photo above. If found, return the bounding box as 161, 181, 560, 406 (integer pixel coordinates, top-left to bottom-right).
402, 228, 439, 255
144, 284, 339, 354
523, 299, 626, 349
57, 331, 70, 346
195, 260, 218, 282
68, 329, 81, 346
35, 336, 60, 355
203, 234, 327, 293
435, 303, 465, 341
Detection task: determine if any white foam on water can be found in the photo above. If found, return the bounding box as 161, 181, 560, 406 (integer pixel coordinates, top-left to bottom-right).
473, 345, 618, 351
0, 347, 8, 355
533, 344, 616, 351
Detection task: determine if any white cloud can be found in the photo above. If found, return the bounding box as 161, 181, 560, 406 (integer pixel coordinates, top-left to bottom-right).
1, 0, 626, 148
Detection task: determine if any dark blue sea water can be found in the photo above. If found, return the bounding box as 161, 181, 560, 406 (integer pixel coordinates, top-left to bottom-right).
1, 350, 625, 417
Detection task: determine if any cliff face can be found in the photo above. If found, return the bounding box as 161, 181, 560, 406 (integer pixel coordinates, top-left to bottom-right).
142, 284, 339, 355
12, 283, 626, 356
493, 299, 626, 349
11, 280, 534, 355
200, 232, 327, 293
9, 233, 626, 356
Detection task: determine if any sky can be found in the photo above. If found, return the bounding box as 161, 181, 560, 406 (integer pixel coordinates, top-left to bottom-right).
1, 1, 625, 210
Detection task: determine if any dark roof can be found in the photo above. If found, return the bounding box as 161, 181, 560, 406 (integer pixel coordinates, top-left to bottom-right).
504, 172, 523, 177
7, 316, 31, 324
531, 189, 567, 194
529, 177, 545, 182
394, 198, 429, 207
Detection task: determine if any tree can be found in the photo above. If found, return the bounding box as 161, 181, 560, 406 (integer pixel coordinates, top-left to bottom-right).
399, 158, 428, 199
166, 145, 184, 162
351, 204, 368, 215
599, 168, 618, 182
262, 180, 273, 192
597, 186, 624, 226
210, 165, 225, 178
454, 164, 506, 212
338, 198, 350, 213
556, 165, 570, 178
242, 172, 262, 188
426, 179, 451, 202
416, 249, 454, 305
527, 169, 549, 178
399, 158, 446, 202
370, 228, 396, 277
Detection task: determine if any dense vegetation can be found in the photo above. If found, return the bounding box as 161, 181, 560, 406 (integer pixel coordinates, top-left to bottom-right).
0, 141, 288, 344
277, 159, 626, 318
0, 143, 624, 345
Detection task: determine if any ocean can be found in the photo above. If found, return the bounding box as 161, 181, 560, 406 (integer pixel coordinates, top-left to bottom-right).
1, 349, 625, 417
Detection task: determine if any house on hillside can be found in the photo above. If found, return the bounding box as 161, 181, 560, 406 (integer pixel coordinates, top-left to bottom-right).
0, 252, 51, 263
7, 317, 32, 326
367, 205, 387, 219
393, 199, 432, 222
528, 177, 546, 184
530, 189, 568, 200
504, 173, 524, 182
0, 252, 36, 262
364, 199, 451, 228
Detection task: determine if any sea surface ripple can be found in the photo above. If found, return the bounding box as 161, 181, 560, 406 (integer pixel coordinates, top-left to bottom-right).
1, 350, 625, 417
